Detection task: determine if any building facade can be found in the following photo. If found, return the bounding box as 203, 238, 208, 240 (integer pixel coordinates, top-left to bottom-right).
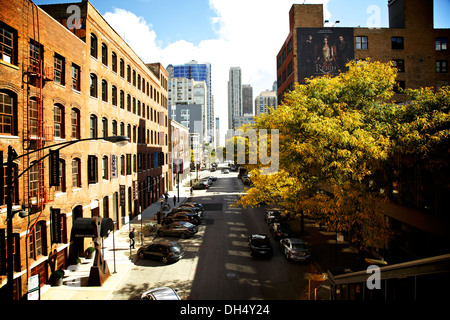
228, 66, 242, 130
0, 0, 169, 299
167, 61, 214, 145
276, 0, 450, 264
242, 84, 253, 115
255, 90, 277, 115
169, 119, 190, 189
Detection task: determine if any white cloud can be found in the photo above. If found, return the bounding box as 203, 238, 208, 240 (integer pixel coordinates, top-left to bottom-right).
103, 0, 330, 145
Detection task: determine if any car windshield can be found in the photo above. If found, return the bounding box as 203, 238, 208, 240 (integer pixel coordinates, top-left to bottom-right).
170, 245, 182, 253
179, 221, 194, 228
292, 243, 306, 250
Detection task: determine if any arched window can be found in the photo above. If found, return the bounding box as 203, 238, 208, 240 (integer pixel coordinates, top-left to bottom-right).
90, 73, 98, 97
101, 79, 108, 102
71, 108, 80, 139
55, 159, 66, 193
112, 85, 117, 106
54, 104, 65, 138
90, 33, 97, 58
102, 117, 108, 138
90, 114, 97, 138
101, 43, 108, 65
72, 158, 81, 188
0, 90, 16, 135
102, 155, 108, 180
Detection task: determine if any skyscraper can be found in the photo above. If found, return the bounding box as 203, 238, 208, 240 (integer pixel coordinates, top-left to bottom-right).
242, 84, 253, 115
228, 67, 242, 129
167, 61, 214, 144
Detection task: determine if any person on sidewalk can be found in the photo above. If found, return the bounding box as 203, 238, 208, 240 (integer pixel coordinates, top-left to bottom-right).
173, 194, 177, 206
129, 228, 135, 249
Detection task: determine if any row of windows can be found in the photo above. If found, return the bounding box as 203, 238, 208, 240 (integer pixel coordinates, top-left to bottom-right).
355, 36, 448, 51
90, 33, 168, 105
89, 74, 167, 124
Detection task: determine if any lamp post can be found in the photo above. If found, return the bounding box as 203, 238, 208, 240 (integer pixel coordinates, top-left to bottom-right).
4, 135, 129, 300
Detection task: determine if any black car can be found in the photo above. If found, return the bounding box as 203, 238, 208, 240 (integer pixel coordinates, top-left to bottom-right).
192, 181, 209, 189
248, 234, 273, 257
173, 206, 204, 220
157, 221, 198, 238
137, 240, 184, 264
269, 222, 293, 239
162, 212, 200, 225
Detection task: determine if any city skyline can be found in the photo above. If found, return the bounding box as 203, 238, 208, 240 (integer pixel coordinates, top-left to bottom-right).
33, 0, 450, 145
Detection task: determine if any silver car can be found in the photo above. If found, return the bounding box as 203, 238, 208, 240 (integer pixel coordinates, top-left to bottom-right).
141, 287, 181, 300
280, 238, 311, 261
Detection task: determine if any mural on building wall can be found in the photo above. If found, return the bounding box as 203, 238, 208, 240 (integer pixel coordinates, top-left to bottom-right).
297, 28, 354, 83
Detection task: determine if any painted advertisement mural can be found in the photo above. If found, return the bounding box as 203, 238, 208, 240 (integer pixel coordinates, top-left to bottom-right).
297, 28, 354, 83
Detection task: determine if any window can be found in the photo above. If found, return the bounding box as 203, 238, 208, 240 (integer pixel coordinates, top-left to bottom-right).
355, 36, 368, 50
133, 70, 136, 86
112, 120, 117, 136
392, 59, 405, 73
436, 60, 448, 73
71, 63, 81, 91
119, 90, 124, 109
29, 97, 38, 136
127, 124, 131, 140
120, 122, 124, 136
112, 52, 117, 72
120, 155, 125, 176
54, 159, 66, 192
0, 23, 16, 64
90, 33, 97, 58
127, 65, 131, 82
72, 158, 81, 188
54, 104, 64, 138
127, 94, 131, 112
101, 43, 107, 65
29, 40, 43, 74
87, 155, 98, 184
71, 108, 80, 139
90, 114, 97, 138
391, 37, 404, 50
112, 85, 117, 106
102, 117, 108, 138
126, 154, 132, 175
29, 222, 45, 260
101, 79, 108, 102
102, 155, 108, 180
120, 59, 124, 78
90, 73, 98, 97
436, 37, 448, 51
53, 53, 65, 85
0, 91, 15, 135
29, 164, 39, 198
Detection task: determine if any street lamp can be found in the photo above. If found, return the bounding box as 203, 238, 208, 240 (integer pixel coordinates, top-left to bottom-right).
4, 135, 129, 300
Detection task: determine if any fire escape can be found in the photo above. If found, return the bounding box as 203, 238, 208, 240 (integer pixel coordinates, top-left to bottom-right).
21, 1, 54, 221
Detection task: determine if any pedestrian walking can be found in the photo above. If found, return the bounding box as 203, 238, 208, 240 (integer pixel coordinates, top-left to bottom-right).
129, 228, 135, 249
173, 194, 177, 206
164, 192, 169, 202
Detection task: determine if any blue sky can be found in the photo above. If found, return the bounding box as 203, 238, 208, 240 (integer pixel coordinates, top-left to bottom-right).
34, 0, 450, 144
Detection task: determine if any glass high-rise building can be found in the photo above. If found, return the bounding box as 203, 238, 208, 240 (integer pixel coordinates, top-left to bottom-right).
167, 61, 214, 144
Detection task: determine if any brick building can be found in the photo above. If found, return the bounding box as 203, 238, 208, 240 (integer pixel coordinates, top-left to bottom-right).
276, 0, 450, 263
0, 0, 169, 299
277, 0, 450, 103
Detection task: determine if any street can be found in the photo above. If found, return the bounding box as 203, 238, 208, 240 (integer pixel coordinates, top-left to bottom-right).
110, 168, 316, 300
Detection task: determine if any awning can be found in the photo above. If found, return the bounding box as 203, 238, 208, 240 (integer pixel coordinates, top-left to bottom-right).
72, 217, 114, 238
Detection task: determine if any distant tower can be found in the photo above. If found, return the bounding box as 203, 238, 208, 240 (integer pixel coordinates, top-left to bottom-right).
228, 67, 242, 129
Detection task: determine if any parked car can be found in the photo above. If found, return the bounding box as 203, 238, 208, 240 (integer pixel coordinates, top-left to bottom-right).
157, 221, 198, 238
173, 206, 204, 220
200, 177, 213, 185
223, 169, 230, 174
248, 234, 273, 257
137, 240, 184, 264
280, 238, 311, 262
269, 222, 293, 239
192, 181, 209, 189
208, 176, 217, 181
183, 202, 204, 213
141, 287, 181, 300
162, 212, 200, 225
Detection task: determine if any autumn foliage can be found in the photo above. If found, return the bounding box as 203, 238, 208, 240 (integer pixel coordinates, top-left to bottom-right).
236, 60, 450, 253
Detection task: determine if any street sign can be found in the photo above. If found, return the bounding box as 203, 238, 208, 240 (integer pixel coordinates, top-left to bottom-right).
27, 274, 40, 300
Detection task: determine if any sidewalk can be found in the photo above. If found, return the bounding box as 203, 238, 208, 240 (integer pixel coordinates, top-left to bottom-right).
41, 178, 193, 300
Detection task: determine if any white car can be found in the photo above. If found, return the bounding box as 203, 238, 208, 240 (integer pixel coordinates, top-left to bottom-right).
280, 238, 311, 262
141, 287, 181, 300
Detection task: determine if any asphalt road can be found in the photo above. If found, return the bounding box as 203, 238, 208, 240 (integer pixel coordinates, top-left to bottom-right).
110, 169, 313, 300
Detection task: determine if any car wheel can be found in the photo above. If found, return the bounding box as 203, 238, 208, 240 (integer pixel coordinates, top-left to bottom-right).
162, 256, 169, 264
180, 233, 187, 239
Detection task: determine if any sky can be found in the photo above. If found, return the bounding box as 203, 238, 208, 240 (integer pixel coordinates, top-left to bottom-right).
34, 0, 450, 145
